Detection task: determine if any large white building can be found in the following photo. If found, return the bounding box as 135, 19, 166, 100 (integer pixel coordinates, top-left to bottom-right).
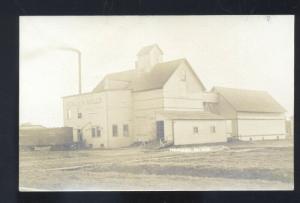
209, 87, 287, 141
62, 44, 287, 148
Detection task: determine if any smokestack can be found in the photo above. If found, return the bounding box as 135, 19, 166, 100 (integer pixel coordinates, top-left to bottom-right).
78, 51, 82, 94
57, 47, 82, 94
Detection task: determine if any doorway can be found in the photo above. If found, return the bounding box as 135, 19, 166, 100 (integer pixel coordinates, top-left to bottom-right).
156, 120, 164, 141
77, 129, 83, 143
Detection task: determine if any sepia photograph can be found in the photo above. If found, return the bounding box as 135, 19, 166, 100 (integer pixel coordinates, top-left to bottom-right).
19, 15, 294, 191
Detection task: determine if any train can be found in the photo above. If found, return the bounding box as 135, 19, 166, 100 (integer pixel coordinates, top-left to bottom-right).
19, 127, 74, 151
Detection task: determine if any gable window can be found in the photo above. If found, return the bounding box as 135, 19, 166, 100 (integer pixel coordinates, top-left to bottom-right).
78, 112, 82, 119
193, 127, 199, 134
123, 124, 129, 137
210, 126, 216, 133
112, 125, 118, 137
96, 127, 101, 137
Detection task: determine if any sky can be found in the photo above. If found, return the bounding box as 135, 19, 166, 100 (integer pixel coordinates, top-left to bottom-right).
20, 16, 294, 127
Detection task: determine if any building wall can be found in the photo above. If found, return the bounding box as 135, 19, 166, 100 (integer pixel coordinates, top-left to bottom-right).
131, 63, 213, 142
105, 90, 133, 148
63, 90, 133, 148
173, 120, 227, 145
237, 112, 286, 119
207, 93, 287, 141
63, 92, 107, 147
209, 94, 237, 119
163, 63, 205, 112
132, 89, 164, 141
236, 112, 287, 141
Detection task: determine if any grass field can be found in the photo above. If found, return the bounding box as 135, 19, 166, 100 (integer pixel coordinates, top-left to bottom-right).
19, 139, 294, 191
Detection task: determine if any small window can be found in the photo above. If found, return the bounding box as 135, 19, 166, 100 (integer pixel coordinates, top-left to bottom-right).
78, 112, 82, 119
193, 127, 199, 134
210, 126, 216, 133
123, 124, 129, 137
67, 109, 72, 119
112, 125, 118, 137
96, 127, 101, 137
91, 128, 96, 137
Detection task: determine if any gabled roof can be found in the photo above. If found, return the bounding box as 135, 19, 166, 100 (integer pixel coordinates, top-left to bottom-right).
212, 86, 286, 113
103, 70, 135, 81
93, 58, 205, 93
137, 44, 163, 56
92, 70, 135, 92
130, 59, 186, 92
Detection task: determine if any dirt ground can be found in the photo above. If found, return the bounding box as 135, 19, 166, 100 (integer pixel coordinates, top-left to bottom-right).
19, 139, 294, 191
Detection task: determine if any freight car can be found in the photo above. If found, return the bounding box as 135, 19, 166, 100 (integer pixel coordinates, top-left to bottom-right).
19, 127, 74, 151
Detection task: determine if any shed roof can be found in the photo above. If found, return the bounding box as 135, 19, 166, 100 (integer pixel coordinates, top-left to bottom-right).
93, 58, 205, 93
158, 111, 225, 120
213, 86, 286, 113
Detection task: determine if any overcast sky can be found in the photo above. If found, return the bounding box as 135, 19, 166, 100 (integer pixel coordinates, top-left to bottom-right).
20, 16, 294, 127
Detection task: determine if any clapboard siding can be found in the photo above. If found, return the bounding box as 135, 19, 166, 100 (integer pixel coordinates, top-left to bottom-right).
132, 89, 164, 140
173, 120, 227, 145
163, 62, 205, 111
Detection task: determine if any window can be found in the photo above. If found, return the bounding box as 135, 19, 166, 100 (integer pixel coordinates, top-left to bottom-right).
123, 124, 129, 137
96, 127, 101, 137
91, 127, 101, 138
91, 128, 96, 137
112, 125, 118, 137
67, 110, 72, 119
78, 112, 82, 119
193, 127, 199, 134
210, 126, 216, 133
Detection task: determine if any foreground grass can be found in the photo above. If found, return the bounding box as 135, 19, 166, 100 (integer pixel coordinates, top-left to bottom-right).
19, 140, 294, 191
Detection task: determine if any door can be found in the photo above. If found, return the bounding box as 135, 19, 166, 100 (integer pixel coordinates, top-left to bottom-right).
77, 129, 83, 143
156, 121, 164, 141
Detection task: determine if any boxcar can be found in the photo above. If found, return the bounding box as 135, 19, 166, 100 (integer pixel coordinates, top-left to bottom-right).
19, 127, 73, 150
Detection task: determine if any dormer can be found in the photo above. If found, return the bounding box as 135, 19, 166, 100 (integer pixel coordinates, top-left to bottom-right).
135, 44, 163, 73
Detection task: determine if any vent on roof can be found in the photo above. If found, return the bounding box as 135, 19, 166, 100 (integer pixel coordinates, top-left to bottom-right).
135, 44, 163, 73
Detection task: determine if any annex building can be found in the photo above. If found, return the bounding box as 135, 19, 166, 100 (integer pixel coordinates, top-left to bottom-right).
63, 44, 287, 148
